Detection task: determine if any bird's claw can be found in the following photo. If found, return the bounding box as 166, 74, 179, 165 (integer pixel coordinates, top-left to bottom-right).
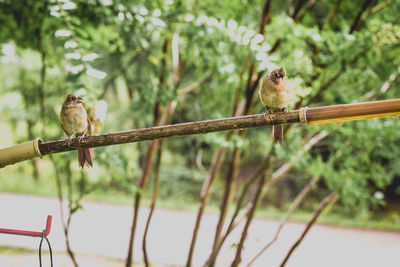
77, 131, 86, 143
65, 136, 73, 147
263, 111, 273, 121
77, 135, 84, 143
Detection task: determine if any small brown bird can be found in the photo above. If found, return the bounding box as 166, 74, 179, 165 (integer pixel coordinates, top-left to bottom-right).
60, 94, 95, 168
259, 68, 292, 143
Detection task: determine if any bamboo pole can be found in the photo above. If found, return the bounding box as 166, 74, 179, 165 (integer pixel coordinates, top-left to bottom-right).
0, 99, 399, 167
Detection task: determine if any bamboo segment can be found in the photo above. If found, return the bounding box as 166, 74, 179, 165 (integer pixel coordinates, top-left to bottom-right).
0, 138, 42, 168
306, 99, 400, 125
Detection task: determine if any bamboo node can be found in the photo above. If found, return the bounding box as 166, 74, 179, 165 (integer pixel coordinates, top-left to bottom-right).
299, 107, 308, 123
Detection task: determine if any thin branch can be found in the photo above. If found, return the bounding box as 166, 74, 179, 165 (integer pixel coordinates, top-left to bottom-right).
269, 0, 309, 53
143, 141, 163, 267
209, 146, 242, 267
142, 101, 176, 267
229, 130, 329, 266
231, 171, 270, 267
38, 36, 46, 132
211, 156, 272, 262
349, 0, 374, 34
296, 0, 319, 22
270, 131, 328, 183
188, 42, 253, 267
279, 191, 339, 267
126, 140, 158, 267
292, 0, 308, 21
246, 176, 320, 266
259, 0, 273, 35
186, 147, 226, 267
369, 0, 394, 14
231, 54, 252, 116
172, 31, 180, 86
327, 0, 343, 25
35, 99, 400, 157
50, 157, 79, 267
215, 130, 328, 257
177, 70, 212, 96
207, 25, 266, 262
362, 68, 400, 99
379, 69, 400, 94
126, 35, 172, 267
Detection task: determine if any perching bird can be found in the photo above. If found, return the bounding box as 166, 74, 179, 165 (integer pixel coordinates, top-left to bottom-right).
259, 68, 292, 143
60, 94, 95, 168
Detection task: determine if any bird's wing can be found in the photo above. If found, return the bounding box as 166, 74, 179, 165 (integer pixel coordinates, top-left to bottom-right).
60, 123, 69, 136
87, 116, 92, 135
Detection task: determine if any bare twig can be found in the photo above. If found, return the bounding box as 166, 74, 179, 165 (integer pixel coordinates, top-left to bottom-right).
269, 0, 309, 53
292, 0, 308, 21
246, 176, 320, 266
362, 68, 400, 99
209, 146, 242, 267
186, 147, 226, 267
50, 157, 79, 267
327, 0, 343, 25
210, 157, 272, 263
142, 101, 176, 266
231, 170, 270, 267
214, 130, 328, 258
38, 37, 46, 133
187, 44, 253, 267
126, 140, 158, 267
349, 0, 374, 34
126, 35, 172, 267
177, 71, 212, 96
269, 131, 328, 183
279, 191, 339, 267
143, 141, 163, 267
229, 130, 329, 266
369, 0, 394, 14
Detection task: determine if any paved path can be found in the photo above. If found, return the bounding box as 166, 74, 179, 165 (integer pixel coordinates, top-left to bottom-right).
0, 193, 399, 267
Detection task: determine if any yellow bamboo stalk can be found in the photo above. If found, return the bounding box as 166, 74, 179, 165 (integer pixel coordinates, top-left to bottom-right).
0, 138, 42, 168
304, 99, 400, 125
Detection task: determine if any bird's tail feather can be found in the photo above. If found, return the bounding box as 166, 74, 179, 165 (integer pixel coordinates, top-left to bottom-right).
78, 148, 95, 168
272, 125, 284, 144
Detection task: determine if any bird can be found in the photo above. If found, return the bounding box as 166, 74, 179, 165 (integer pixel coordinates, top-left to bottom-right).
259, 67, 292, 143
60, 94, 95, 168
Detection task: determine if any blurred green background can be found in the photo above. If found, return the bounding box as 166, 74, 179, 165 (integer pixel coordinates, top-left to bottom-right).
0, 0, 400, 231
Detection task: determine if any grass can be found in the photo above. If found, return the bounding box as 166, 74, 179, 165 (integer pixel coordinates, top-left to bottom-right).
0, 246, 36, 255
255, 205, 400, 232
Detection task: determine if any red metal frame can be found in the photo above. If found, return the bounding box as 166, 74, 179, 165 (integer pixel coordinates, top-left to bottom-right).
0, 215, 52, 237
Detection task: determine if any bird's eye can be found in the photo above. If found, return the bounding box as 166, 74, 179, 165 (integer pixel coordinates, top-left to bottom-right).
71, 96, 76, 101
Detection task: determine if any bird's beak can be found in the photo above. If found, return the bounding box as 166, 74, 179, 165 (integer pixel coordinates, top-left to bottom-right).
276, 77, 282, 83
77, 96, 84, 103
